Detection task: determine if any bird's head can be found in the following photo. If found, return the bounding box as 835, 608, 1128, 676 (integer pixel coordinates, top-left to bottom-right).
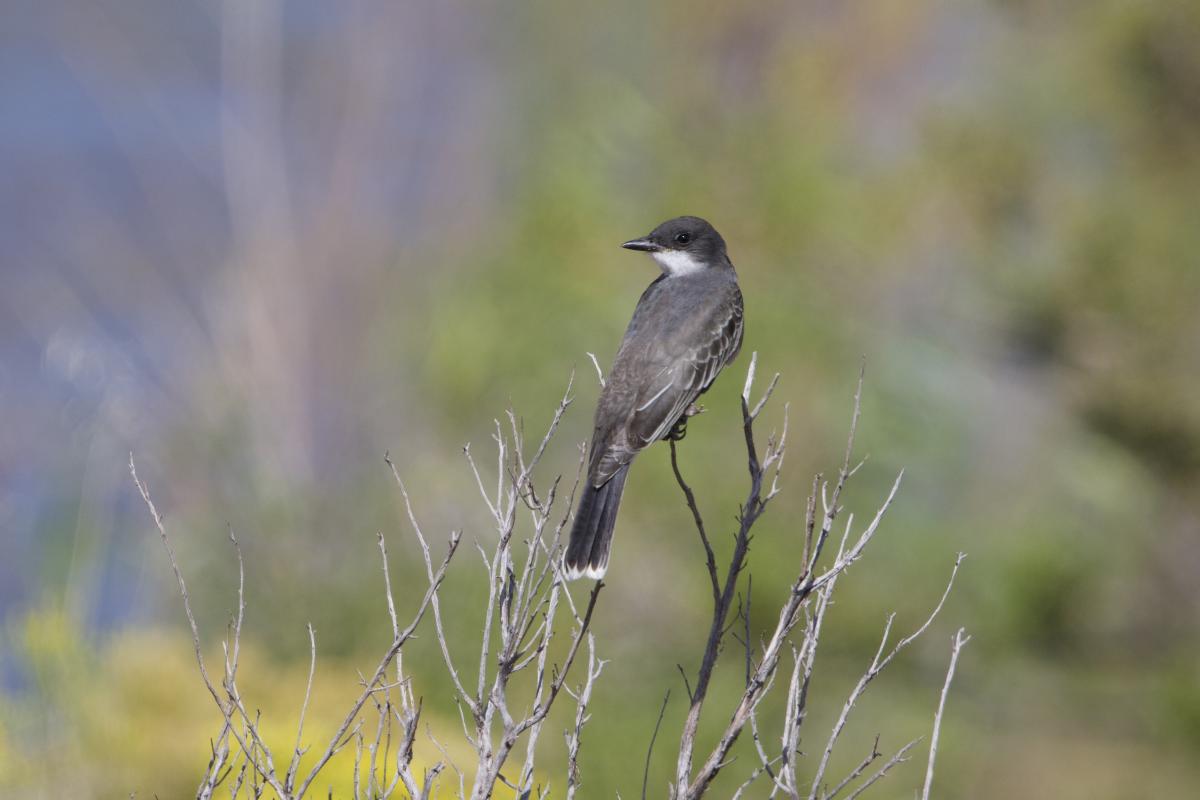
621, 216, 729, 276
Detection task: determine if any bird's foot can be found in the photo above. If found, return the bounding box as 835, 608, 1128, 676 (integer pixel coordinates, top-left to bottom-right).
664, 404, 705, 442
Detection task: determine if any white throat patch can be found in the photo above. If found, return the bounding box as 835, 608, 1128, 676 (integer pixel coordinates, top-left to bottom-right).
652, 249, 705, 276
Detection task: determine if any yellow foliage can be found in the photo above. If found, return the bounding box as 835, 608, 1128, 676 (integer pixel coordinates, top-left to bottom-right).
0, 606, 510, 798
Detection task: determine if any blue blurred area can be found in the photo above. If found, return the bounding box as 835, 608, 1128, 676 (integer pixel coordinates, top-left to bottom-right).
0, 0, 498, 632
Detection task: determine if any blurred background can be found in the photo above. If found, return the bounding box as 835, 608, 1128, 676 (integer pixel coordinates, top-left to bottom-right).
2, 0, 1199, 796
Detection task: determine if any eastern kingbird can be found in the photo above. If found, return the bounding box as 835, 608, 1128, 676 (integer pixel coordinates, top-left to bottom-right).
564, 216, 745, 580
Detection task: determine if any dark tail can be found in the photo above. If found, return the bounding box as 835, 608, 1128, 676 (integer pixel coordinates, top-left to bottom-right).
563, 465, 629, 580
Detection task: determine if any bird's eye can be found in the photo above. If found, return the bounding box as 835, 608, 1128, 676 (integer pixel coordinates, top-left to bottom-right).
674, 232, 692, 245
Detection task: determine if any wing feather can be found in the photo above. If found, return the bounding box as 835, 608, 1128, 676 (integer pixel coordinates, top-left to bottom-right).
590, 284, 743, 485
629, 298, 744, 447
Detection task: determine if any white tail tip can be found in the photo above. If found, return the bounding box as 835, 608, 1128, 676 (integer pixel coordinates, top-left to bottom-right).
564, 562, 608, 581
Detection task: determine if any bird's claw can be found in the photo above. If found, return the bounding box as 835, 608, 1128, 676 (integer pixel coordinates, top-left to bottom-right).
665, 404, 704, 442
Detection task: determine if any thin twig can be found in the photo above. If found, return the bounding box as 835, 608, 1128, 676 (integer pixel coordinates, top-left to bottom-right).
807, 554, 965, 800
825, 735, 881, 800
642, 690, 672, 800
670, 440, 720, 606
586, 352, 606, 387
296, 531, 462, 797
130, 456, 287, 797
565, 634, 605, 800
921, 628, 970, 800
284, 623, 317, 792
386, 456, 477, 719
843, 739, 921, 800
675, 352, 798, 798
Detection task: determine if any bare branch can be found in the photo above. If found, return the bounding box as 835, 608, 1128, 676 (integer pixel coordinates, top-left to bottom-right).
675, 354, 783, 795
670, 440, 720, 606
843, 738, 921, 800
131, 456, 287, 797
921, 628, 970, 800
661, 360, 968, 800
565, 634, 605, 800
143, 362, 966, 800
741, 351, 758, 406
750, 372, 781, 421
586, 352, 606, 387
826, 735, 881, 800
807, 554, 965, 800
386, 456, 477, 718
642, 690, 672, 800
283, 623, 317, 793
130, 455, 222, 710
295, 530, 461, 797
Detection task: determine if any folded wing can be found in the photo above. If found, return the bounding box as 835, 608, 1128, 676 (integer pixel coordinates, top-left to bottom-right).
591, 297, 743, 485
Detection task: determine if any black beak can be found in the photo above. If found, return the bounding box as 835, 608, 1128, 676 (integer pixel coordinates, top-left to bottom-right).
621, 238, 661, 252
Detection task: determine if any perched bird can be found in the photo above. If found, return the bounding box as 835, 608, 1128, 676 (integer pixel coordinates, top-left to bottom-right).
564, 216, 744, 580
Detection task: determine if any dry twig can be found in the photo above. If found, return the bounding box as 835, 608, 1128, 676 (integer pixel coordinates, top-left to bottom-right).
137, 360, 967, 799
132, 375, 603, 799
660, 355, 967, 800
